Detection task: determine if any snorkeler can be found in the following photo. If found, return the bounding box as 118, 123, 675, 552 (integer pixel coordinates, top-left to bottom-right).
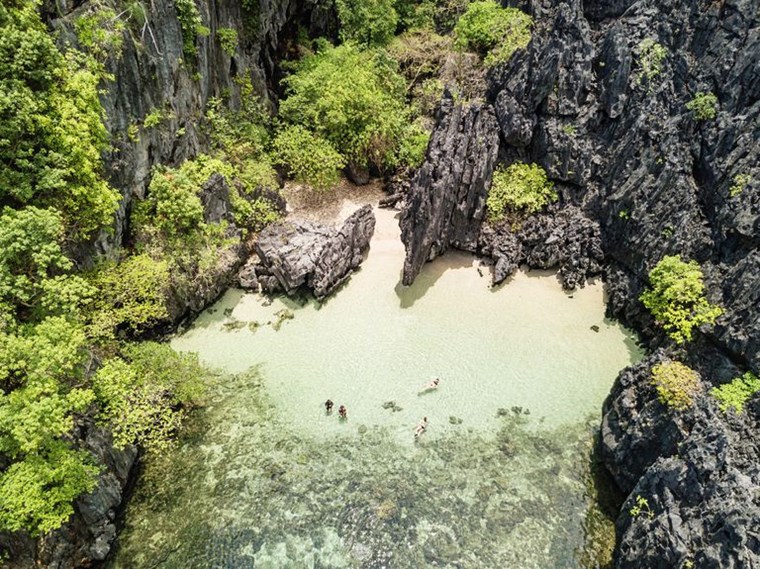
420, 378, 440, 392
338, 405, 347, 420
325, 399, 334, 414
414, 417, 428, 438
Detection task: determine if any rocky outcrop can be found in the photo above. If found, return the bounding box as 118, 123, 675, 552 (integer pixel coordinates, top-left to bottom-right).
601, 354, 760, 569
242, 205, 376, 300
1, 426, 136, 569
478, 205, 603, 289
398, 0, 759, 565
399, 92, 500, 285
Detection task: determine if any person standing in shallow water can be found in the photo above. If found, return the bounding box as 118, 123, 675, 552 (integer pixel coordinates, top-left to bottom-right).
338, 405, 347, 420
325, 399, 334, 414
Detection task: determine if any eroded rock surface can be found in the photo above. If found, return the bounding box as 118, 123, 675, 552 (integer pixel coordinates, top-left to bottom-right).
244, 205, 376, 300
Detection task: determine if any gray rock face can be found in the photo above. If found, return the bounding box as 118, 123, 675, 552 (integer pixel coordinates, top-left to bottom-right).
601, 354, 760, 569
400, 92, 500, 285
246, 205, 376, 300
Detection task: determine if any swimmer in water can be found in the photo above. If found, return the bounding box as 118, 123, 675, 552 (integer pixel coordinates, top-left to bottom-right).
338, 405, 347, 420
325, 399, 334, 414
414, 416, 428, 438
420, 378, 440, 393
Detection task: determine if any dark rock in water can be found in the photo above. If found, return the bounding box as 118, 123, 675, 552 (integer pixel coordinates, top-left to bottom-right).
248, 205, 376, 300
400, 91, 500, 285
591, 325, 600, 332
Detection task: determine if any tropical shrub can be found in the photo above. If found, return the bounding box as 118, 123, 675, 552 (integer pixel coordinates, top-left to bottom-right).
640, 255, 723, 344
453, 1, 532, 67
637, 39, 666, 84
335, 0, 399, 47
486, 162, 557, 222
92, 342, 206, 453
216, 27, 238, 56
651, 361, 701, 411
711, 372, 760, 414
686, 92, 718, 121
278, 42, 410, 173
271, 125, 345, 190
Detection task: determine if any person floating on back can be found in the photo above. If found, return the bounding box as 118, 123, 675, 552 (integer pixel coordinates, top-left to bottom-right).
325, 399, 334, 414
419, 378, 440, 394
414, 417, 428, 439
338, 405, 347, 420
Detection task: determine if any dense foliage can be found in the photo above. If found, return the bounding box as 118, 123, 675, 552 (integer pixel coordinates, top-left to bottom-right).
640, 255, 723, 344
453, 1, 532, 67
0, 2, 119, 237
637, 38, 667, 84
650, 361, 701, 411
277, 42, 425, 186
711, 372, 760, 414
272, 125, 345, 190
93, 343, 206, 453
335, 0, 399, 47
486, 162, 557, 222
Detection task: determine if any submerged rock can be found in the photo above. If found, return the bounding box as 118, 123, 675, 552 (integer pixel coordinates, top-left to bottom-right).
245, 205, 376, 300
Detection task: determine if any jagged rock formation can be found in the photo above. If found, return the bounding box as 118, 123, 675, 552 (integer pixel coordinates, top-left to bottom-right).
601, 353, 760, 568
400, 0, 759, 565
400, 92, 500, 285
241, 205, 376, 299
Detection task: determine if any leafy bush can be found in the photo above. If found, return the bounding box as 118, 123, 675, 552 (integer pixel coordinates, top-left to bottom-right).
74, 3, 126, 61
92, 342, 206, 453
0, 442, 99, 535
651, 361, 701, 411
216, 27, 238, 56
640, 255, 723, 344
686, 92, 718, 121
389, 28, 453, 90
175, 0, 209, 56
278, 42, 410, 173
271, 125, 345, 190
87, 254, 171, 340
453, 1, 532, 67
729, 173, 750, 197
711, 372, 760, 414
0, 4, 119, 237
486, 162, 557, 222
396, 122, 430, 168
637, 39, 667, 84
336, 0, 399, 47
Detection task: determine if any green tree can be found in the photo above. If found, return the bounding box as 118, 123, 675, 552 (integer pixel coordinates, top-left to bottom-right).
335, 0, 399, 47
486, 162, 557, 222
0, 3, 119, 237
640, 255, 723, 344
271, 125, 345, 190
453, 1, 532, 67
0, 441, 99, 535
651, 360, 701, 411
92, 342, 206, 453
278, 42, 410, 173
0, 207, 95, 324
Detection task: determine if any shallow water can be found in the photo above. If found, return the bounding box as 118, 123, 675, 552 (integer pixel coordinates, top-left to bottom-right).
109, 203, 642, 568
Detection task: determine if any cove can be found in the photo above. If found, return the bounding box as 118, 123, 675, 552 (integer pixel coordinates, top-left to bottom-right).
109, 201, 642, 568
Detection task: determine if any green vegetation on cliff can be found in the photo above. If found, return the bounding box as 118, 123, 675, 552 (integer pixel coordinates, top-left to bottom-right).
487, 162, 557, 222
711, 372, 760, 414
453, 1, 532, 67
640, 255, 723, 344
650, 360, 701, 411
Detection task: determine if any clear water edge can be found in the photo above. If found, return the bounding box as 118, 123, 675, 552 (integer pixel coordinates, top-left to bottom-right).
108, 202, 642, 568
